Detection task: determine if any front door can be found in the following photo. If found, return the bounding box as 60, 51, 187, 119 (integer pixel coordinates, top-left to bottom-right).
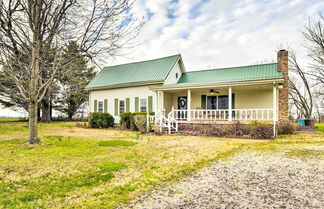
178, 96, 187, 119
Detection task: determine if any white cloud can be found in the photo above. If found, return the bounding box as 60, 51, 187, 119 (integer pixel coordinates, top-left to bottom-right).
107, 0, 324, 72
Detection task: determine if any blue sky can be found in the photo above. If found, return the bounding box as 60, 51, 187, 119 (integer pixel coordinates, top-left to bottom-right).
112, 0, 324, 71
1, 0, 323, 116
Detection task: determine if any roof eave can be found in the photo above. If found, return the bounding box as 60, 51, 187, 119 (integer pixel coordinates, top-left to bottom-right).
151, 77, 284, 91
86, 80, 164, 91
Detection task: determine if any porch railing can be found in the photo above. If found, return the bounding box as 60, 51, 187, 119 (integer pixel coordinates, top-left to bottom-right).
167, 108, 274, 121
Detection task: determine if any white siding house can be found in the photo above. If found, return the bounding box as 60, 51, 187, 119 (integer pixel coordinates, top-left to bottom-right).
86, 51, 289, 128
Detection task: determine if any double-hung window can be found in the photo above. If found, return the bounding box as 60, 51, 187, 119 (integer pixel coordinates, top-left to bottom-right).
119, 100, 125, 114
140, 99, 147, 112
98, 101, 103, 112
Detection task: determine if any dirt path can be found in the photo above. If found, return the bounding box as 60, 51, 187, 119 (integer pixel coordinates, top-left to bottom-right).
120, 152, 324, 209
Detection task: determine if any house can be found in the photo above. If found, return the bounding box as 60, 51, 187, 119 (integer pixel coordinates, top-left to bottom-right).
85, 50, 288, 133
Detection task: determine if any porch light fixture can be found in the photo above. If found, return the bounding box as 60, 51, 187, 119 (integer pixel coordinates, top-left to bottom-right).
209, 89, 220, 95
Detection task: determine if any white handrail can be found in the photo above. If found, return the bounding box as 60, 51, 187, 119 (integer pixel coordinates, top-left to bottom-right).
168, 108, 273, 121
157, 108, 273, 134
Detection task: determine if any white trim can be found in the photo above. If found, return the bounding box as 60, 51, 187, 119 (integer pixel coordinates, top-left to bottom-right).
229, 87, 232, 121
188, 89, 191, 121
155, 91, 159, 113
87, 81, 163, 91
151, 79, 284, 91
273, 83, 277, 122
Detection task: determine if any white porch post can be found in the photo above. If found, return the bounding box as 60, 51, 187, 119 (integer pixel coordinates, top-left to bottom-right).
187, 89, 191, 121
228, 87, 232, 121
155, 91, 159, 114
273, 83, 277, 137
159, 91, 164, 114
273, 84, 277, 122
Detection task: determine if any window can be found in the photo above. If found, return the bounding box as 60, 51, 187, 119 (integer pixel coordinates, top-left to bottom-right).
98, 101, 103, 112
175, 73, 178, 79
207, 96, 217, 109
218, 95, 228, 109
140, 99, 147, 112
120, 100, 125, 114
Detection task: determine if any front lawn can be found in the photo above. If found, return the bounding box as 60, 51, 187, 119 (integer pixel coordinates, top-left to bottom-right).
0, 118, 22, 122
0, 122, 322, 208
0, 122, 263, 208
315, 123, 324, 132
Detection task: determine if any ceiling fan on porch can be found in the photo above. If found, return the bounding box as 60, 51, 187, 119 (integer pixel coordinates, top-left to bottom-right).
208, 89, 220, 95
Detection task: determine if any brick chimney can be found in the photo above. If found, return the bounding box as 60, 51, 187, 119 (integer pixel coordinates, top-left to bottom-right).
277, 50, 289, 121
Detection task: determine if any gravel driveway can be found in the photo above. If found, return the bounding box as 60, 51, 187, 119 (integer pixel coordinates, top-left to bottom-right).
120, 152, 324, 209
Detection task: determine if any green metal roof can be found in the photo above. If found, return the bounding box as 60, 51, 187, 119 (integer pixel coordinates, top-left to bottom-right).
86, 54, 181, 89
177, 63, 282, 85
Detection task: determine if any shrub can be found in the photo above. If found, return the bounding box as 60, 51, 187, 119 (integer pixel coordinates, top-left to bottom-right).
89, 112, 114, 128
133, 114, 147, 133
233, 122, 250, 136
210, 125, 226, 137
278, 121, 296, 135
119, 112, 135, 130
251, 125, 273, 139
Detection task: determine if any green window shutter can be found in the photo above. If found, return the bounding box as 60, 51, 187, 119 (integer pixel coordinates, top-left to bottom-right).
135, 97, 139, 112
126, 98, 130, 112
114, 99, 119, 116
94, 100, 98, 112
148, 96, 153, 112
104, 99, 108, 113
201, 95, 206, 109
232, 94, 235, 109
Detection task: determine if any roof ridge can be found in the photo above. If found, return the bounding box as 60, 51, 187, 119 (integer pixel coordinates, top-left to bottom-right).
102, 54, 181, 70
184, 62, 277, 74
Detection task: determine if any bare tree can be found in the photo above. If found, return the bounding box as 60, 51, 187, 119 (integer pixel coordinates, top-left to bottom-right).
0, 0, 143, 144
288, 51, 313, 119
303, 11, 324, 96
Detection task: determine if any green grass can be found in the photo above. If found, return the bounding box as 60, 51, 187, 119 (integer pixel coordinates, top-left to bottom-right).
0, 122, 322, 208
98, 162, 126, 172
0, 118, 21, 122
98, 140, 138, 147
315, 123, 324, 132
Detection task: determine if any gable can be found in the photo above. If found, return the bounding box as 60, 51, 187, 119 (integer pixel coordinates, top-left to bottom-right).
86, 54, 181, 90
163, 59, 185, 85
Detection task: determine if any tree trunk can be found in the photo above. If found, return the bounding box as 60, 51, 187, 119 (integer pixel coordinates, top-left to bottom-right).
28, 100, 40, 144
28, 30, 41, 144
68, 112, 73, 120
41, 91, 51, 122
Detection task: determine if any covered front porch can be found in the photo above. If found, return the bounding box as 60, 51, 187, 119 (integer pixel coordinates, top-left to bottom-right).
155, 82, 280, 122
